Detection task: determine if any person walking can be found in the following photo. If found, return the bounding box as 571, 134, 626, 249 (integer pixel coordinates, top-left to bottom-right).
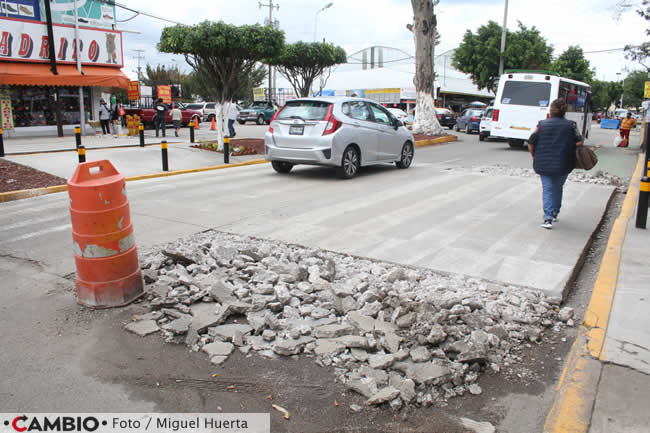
618, 112, 636, 148
170, 103, 182, 137
528, 98, 584, 230
154, 98, 167, 137
227, 102, 239, 138
98, 98, 111, 135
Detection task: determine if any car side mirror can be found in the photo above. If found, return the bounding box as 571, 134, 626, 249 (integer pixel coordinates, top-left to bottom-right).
394, 119, 402, 129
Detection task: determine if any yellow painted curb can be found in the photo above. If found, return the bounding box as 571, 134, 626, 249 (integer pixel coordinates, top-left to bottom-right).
0, 159, 269, 203
415, 135, 457, 147
543, 153, 646, 433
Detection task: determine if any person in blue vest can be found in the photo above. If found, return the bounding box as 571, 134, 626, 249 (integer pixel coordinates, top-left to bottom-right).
528, 98, 584, 230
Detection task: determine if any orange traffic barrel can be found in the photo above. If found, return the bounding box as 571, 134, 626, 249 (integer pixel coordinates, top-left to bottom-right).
67, 160, 144, 307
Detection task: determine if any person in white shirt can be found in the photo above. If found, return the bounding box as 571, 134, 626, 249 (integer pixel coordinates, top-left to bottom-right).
170, 104, 182, 137
227, 102, 240, 138
98, 99, 111, 135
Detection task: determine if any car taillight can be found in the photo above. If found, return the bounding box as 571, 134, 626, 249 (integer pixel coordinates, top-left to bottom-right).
471, 116, 478, 121
492, 109, 499, 121
268, 108, 281, 133
436, 114, 441, 119
546, 113, 551, 119
323, 105, 342, 135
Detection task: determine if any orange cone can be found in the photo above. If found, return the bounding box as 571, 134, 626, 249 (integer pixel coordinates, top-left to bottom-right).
194, 119, 200, 130
210, 116, 216, 131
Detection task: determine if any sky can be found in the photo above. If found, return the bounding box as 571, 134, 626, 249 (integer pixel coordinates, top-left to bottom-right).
116, 0, 648, 86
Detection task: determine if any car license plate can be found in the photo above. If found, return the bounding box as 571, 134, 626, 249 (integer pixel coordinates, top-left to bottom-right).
289, 125, 304, 135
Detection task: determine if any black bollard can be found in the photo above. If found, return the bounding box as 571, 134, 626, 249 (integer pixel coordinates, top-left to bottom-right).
139, 123, 145, 147
189, 121, 195, 143
637, 178, 650, 229
0, 128, 4, 157
161, 140, 169, 171
77, 145, 86, 163
75, 126, 81, 149
224, 136, 230, 164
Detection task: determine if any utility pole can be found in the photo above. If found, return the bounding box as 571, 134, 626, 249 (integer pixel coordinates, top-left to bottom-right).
259, 0, 279, 103
133, 49, 146, 82
498, 0, 509, 77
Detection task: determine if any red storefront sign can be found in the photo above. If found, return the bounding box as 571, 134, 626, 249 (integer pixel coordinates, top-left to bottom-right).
127, 81, 140, 101
157, 85, 171, 104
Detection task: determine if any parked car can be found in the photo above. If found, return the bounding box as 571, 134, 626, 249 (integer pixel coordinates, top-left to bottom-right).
455, 108, 484, 134
435, 108, 456, 129
238, 102, 276, 125
265, 96, 415, 179
479, 108, 493, 141
614, 108, 629, 120
124, 103, 202, 128
184, 102, 217, 122
387, 107, 409, 124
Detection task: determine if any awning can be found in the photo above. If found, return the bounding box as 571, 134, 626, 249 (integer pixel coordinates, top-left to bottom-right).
0, 63, 131, 89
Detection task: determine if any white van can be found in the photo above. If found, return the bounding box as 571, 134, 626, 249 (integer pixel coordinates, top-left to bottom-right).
491, 71, 591, 148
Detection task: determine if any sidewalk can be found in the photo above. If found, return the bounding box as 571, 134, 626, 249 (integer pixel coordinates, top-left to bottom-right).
544, 134, 650, 433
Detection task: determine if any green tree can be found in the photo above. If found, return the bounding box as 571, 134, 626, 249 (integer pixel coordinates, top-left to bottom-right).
624, 0, 650, 70
622, 70, 647, 108
159, 21, 284, 148
551, 46, 594, 83
590, 79, 623, 111
183, 64, 267, 103
452, 21, 553, 92
270, 42, 347, 97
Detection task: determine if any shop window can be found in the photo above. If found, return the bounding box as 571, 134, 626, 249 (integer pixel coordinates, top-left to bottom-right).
2, 86, 90, 127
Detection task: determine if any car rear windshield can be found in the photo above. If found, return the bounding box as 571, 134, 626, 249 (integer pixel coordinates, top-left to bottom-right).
185, 104, 203, 109
277, 101, 331, 121
501, 81, 551, 107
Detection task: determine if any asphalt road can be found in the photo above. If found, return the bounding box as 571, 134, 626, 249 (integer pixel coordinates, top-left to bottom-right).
0, 123, 640, 433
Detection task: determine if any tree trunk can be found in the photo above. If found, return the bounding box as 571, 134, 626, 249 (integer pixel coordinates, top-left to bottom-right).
411, 0, 443, 136
214, 102, 226, 151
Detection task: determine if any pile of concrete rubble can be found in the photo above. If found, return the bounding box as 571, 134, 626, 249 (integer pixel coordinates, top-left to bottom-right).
467, 164, 627, 190
126, 231, 573, 409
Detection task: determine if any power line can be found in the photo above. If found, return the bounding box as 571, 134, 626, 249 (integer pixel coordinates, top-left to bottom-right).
97, 0, 185, 25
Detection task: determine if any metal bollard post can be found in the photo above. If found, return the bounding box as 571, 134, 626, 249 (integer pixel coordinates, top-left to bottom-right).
75, 126, 81, 149
224, 136, 230, 164
139, 123, 145, 147
161, 140, 169, 171
189, 121, 195, 143
77, 145, 86, 163
0, 128, 4, 157
636, 177, 650, 229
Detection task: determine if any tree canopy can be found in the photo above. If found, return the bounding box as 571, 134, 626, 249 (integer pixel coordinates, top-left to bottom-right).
270, 42, 347, 97
590, 79, 623, 111
550, 46, 594, 83
452, 21, 553, 92
158, 21, 284, 103
622, 70, 647, 108
624, 0, 650, 70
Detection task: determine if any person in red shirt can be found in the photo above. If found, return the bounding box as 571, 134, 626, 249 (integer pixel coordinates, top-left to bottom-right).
619, 113, 636, 147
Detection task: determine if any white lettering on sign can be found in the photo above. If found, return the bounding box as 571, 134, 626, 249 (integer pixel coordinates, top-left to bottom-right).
0, 17, 123, 67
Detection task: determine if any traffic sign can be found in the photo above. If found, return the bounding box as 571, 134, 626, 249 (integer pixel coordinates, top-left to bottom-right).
644, 81, 650, 98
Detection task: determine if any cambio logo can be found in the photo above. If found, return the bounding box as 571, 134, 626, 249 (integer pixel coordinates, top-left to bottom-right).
5, 416, 104, 432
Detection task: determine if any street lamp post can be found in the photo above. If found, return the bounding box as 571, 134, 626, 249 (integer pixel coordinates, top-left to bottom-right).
498, 0, 509, 77
617, 72, 626, 108
314, 2, 333, 42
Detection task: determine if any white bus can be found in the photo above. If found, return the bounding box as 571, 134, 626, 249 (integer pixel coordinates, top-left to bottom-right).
490, 71, 592, 148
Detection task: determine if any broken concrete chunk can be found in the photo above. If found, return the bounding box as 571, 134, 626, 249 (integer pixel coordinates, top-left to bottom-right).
396, 312, 416, 328
125, 320, 159, 336
202, 341, 234, 357
558, 306, 575, 322
368, 353, 394, 369
350, 348, 369, 362
314, 339, 347, 356
346, 379, 374, 399
366, 387, 400, 405
393, 361, 451, 385
272, 336, 315, 356
410, 346, 431, 362
166, 315, 192, 335
208, 324, 253, 342
190, 303, 230, 332
389, 374, 416, 403
313, 324, 355, 339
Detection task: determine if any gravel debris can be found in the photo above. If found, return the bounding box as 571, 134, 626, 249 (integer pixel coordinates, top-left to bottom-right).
128, 230, 568, 409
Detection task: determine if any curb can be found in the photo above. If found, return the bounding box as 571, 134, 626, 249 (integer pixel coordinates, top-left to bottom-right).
415, 135, 457, 147
0, 136, 456, 204
0, 159, 269, 204
5, 140, 185, 156
543, 153, 646, 433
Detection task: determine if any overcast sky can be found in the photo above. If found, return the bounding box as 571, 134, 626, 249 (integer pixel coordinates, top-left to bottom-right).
117, 0, 648, 85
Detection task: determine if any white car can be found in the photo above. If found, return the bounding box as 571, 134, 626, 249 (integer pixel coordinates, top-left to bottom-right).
387, 108, 409, 124
185, 102, 217, 122
265, 96, 415, 179
479, 108, 493, 141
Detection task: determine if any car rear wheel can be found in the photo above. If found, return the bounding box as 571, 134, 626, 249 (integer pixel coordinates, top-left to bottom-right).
271, 161, 294, 174
465, 124, 471, 134
256, 115, 265, 125
396, 142, 413, 169
455, 122, 460, 132
338, 146, 360, 179
448, 124, 454, 130
479, 133, 485, 142
508, 139, 525, 148
238, 120, 246, 125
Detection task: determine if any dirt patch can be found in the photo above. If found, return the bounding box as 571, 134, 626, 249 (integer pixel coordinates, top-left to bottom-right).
0, 159, 67, 193
191, 138, 264, 156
